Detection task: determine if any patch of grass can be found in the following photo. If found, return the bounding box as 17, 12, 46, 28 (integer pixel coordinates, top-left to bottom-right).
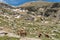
0, 36, 20, 40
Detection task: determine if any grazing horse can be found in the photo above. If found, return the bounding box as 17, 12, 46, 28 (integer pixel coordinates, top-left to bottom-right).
17, 29, 27, 37
20, 29, 27, 37
44, 33, 50, 38
38, 33, 42, 38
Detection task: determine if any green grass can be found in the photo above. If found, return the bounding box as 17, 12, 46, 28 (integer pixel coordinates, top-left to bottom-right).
0, 36, 20, 40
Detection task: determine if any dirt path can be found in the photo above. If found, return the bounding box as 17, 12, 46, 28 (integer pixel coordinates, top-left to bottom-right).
20, 37, 41, 40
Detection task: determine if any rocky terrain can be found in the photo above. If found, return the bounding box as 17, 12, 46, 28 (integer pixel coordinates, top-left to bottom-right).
0, 2, 60, 40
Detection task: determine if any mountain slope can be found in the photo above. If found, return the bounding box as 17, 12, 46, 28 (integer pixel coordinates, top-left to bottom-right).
0, 2, 60, 40
0, 2, 15, 8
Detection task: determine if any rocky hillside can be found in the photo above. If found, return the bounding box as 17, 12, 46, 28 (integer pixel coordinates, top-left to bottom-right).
0, 2, 60, 40
0, 2, 16, 9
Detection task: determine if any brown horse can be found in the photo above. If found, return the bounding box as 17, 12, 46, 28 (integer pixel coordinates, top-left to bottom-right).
17, 29, 27, 37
